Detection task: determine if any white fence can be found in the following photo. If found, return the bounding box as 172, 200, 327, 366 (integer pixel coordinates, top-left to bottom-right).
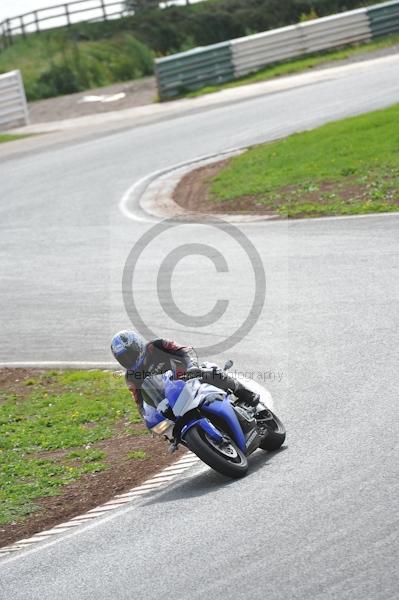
0, 0, 197, 47
0, 70, 29, 130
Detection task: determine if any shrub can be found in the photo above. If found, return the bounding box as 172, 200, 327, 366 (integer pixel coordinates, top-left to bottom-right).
20, 34, 154, 100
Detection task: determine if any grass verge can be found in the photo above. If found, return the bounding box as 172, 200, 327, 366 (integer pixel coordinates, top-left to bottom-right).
185, 34, 399, 99
0, 369, 146, 526
0, 134, 28, 143
209, 104, 399, 218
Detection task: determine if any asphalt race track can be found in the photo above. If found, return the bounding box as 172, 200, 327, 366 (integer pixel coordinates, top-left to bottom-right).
0, 55, 398, 599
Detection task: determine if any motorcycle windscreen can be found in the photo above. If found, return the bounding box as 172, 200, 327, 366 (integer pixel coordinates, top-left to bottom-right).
172, 380, 225, 417
141, 374, 166, 408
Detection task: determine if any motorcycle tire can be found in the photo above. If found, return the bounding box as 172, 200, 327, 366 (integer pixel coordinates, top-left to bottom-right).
184, 425, 248, 479
258, 409, 286, 451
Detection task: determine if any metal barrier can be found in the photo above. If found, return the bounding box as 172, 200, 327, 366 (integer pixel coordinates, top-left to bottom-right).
299, 9, 371, 54
231, 25, 304, 79
156, 1, 399, 99
0, 70, 29, 130
156, 42, 234, 99
231, 10, 371, 79
368, 0, 399, 37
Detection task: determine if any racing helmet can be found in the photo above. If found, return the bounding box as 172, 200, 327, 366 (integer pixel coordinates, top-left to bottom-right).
111, 330, 146, 370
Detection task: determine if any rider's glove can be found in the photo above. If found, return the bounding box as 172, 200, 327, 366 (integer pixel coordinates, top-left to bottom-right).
185, 366, 203, 380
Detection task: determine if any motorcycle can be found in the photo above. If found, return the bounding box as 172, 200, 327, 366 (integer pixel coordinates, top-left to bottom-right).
141, 360, 286, 479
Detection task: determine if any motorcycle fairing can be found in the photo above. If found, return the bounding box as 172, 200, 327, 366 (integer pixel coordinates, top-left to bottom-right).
180, 417, 224, 443
142, 401, 165, 429
201, 398, 246, 452
164, 376, 186, 408
142, 371, 248, 453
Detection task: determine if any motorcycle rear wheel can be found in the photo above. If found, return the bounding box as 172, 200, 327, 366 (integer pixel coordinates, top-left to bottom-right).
184, 426, 248, 479
258, 409, 286, 451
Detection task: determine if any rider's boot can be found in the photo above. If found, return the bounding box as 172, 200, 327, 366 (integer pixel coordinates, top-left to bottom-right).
232, 380, 260, 408
201, 369, 260, 408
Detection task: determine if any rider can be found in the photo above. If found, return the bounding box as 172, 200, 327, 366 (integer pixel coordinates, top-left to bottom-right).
110, 330, 259, 414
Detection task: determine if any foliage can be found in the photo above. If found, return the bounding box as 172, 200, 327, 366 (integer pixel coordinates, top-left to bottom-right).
210, 104, 399, 217
0, 32, 153, 100
299, 8, 319, 22
125, 0, 160, 12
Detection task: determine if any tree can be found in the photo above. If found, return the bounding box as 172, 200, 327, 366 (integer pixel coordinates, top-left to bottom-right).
125, 0, 160, 13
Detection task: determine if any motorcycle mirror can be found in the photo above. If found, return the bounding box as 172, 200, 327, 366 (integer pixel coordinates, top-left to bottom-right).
223, 360, 233, 371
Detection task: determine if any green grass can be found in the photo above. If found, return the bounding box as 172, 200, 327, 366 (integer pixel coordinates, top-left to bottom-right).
66, 449, 107, 462
210, 103, 399, 218
0, 32, 154, 101
127, 450, 147, 460
0, 134, 28, 143
186, 34, 399, 98
0, 370, 141, 524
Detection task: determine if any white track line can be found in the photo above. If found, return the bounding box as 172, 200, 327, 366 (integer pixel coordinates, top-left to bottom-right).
118, 143, 399, 226
118, 147, 246, 223
0, 452, 200, 559
0, 361, 116, 369
287, 211, 399, 224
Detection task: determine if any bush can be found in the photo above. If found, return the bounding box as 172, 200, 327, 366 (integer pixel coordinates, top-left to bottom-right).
300, 9, 319, 22
35, 63, 82, 98
18, 34, 154, 100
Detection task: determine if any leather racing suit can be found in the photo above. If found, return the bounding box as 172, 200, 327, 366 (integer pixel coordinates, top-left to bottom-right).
125, 339, 256, 412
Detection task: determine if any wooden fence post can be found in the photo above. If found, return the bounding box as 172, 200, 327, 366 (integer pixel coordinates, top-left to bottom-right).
20, 15, 26, 39
6, 18, 12, 46
0, 22, 6, 49
100, 0, 108, 21
34, 11, 40, 33
65, 4, 71, 27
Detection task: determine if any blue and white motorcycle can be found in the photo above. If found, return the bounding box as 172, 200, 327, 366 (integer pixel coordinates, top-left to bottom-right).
142, 361, 286, 479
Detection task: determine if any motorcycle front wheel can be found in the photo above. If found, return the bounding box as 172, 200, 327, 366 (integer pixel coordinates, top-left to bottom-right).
184, 426, 248, 479
258, 409, 286, 451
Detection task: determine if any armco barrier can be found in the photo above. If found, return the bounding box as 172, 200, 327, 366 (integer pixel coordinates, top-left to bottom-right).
231, 25, 304, 79
368, 0, 399, 37
299, 9, 371, 54
0, 70, 29, 130
156, 1, 399, 100
231, 9, 371, 79
156, 42, 234, 100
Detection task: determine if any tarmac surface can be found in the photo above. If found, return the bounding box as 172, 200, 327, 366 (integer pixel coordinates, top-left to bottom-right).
0, 54, 398, 600
25, 42, 399, 124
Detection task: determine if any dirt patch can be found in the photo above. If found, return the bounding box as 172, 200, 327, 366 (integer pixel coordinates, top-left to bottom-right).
0, 368, 87, 403
174, 159, 284, 216
0, 368, 185, 548
0, 368, 39, 403
174, 159, 278, 217
28, 77, 157, 124
173, 160, 399, 218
